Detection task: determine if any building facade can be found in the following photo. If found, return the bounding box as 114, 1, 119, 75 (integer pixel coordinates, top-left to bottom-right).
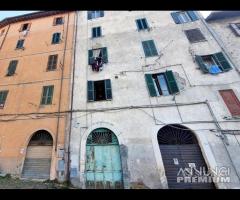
0, 11, 76, 181
69, 11, 240, 189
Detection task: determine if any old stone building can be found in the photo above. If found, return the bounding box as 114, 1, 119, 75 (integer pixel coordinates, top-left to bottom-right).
69, 11, 240, 189
0, 11, 76, 181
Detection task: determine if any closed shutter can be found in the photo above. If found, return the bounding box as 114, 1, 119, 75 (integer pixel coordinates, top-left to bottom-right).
142, 41, 151, 57
7, 60, 18, 76
187, 11, 199, 21
16, 40, 24, 48
47, 55, 58, 70
149, 40, 158, 56
88, 49, 95, 65
100, 11, 104, 17
87, 81, 95, 101
46, 86, 54, 104
142, 18, 148, 29
52, 33, 60, 44
195, 55, 209, 73
145, 74, 157, 97
219, 90, 240, 116
102, 47, 108, 63
213, 52, 232, 71
136, 19, 142, 30
165, 70, 179, 94
104, 79, 112, 100
88, 11, 92, 20
230, 23, 240, 36
0, 91, 8, 105
185, 29, 206, 43
142, 40, 158, 57
92, 28, 96, 38
41, 86, 54, 105
98, 27, 102, 37
171, 12, 181, 24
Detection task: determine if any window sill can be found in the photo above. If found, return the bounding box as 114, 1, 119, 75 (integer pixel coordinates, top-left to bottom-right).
15, 47, 25, 50
87, 99, 112, 103
189, 39, 208, 44
46, 69, 57, 72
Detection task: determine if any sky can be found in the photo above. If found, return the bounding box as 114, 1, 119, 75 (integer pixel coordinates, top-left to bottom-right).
0, 11, 213, 21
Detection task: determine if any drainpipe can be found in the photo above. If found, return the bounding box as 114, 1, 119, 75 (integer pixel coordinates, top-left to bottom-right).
198, 11, 240, 75
66, 11, 78, 181
55, 13, 70, 151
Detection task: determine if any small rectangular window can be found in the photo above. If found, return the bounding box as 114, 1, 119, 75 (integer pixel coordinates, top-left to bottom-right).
52, 33, 61, 44
0, 90, 8, 108
136, 18, 149, 31
6, 60, 18, 76
16, 39, 24, 49
92, 27, 102, 38
171, 11, 199, 24
20, 23, 30, 32
219, 89, 240, 117
47, 55, 58, 71
87, 79, 112, 102
142, 40, 158, 57
41, 85, 54, 105
88, 47, 108, 66
54, 17, 64, 25
185, 29, 206, 43
88, 11, 104, 20
230, 23, 240, 36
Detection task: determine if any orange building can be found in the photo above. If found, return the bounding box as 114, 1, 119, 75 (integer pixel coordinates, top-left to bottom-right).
0, 11, 75, 181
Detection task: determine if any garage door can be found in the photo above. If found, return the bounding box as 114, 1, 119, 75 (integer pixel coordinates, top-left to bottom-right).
158, 124, 215, 189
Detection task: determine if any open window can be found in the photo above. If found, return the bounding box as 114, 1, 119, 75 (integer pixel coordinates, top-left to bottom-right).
145, 70, 179, 97
88, 47, 108, 72
19, 23, 30, 32
87, 79, 112, 102
195, 52, 232, 74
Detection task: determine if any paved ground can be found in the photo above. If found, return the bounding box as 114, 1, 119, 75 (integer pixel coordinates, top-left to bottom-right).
0, 174, 74, 189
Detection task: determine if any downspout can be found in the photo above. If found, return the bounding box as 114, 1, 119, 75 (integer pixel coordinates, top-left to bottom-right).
198, 11, 240, 75
66, 11, 78, 181
0, 24, 11, 50
55, 13, 70, 151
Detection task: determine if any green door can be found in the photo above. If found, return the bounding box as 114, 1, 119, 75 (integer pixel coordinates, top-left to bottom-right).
85, 128, 123, 189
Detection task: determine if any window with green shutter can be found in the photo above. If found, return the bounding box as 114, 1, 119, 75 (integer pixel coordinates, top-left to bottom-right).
41, 85, 54, 105
87, 11, 104, 20
165, 70, 179, 94
52, 33, 61, 44
6, 60, 18, 76
136, 18, 149, 31
87, 79, 112, 102
88, 47, 108, 65
16, 39, 24, 49
145, 74, 157, 97
142, 40, 158, 57
0, 90, 8, 108
195, 55, 209, 73
92, 27, 102, 38
212, 52, 232, 71
171, 11, 199, 24
47, 55, 58, 71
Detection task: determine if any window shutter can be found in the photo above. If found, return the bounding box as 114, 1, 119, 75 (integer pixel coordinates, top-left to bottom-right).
171, 12, 181, 24
7, 60, 18, 76
136, 19, 142, 30
41, 87, 48, 104
142, 41, 151, 57
145, 74, 157, 97
88, 50, 95, 65
92, 28, 96, 38
52, 33, 56, 43
0, 91, 8, 105
195, 55, 209, 73
53, 18, 57, 25
102, 47, 108, 63
26, 23, 31, 31
100, 11, 104, 17
104, 79, 112, 100
46, 86, 54, 104
229, 23, 240, 36
98, 27, 102, 37
213, 52, 232, 71
165, 70, 179, 94
187, 11, 199, 21
87, 11, 92, 20
87, 81, 95, 101
149, 40, 158, 56
142, 18, 148, 29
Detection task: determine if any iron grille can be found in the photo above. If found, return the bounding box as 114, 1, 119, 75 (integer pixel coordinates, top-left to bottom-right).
87, 128, 118, 145
29, 130, 53, 146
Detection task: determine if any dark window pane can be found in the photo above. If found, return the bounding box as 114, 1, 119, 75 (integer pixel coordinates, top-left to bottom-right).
185, 29, 206, 43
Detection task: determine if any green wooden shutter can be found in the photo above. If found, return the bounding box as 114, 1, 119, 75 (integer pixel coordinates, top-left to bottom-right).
213, 52, 232, 71
187, 11, 199, 21
41, 86, 48, 104
104, 79, 112, 100
165, 70, 179, 94
195, 55, 209, 73
87, 81, 95, 101
0, 91, 8, 105
102, 47, 108, 63
46, 86, 54, 104
171, 12, 181, 24
142, 18, 149, 29
149, 40, 158, 56
88, 50, 94, 65
7, 60, 18, 76
145, 74, 157, 97
136, 19, 142, 30
142, 41, 151, 57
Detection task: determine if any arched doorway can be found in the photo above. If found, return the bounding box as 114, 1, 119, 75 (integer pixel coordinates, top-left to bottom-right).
158, 124, 215, 189
22, 130, 53, 180
85, 128, 123, 189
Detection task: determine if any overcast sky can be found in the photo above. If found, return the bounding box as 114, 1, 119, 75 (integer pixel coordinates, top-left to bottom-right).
0, 11, 212, 21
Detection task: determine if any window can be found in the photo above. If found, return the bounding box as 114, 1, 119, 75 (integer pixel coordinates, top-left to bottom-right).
54, 17, 64, 25
230, 23, 240, 36
41, 85, 54, 105
195, 52, 232, 74
0, 90, 8, 108
142, 40, 158, 57
16, 39, 24, 49
136, 18, 149, 31
88, 47, 108, 71
87, 11, 104, 20
52, 33, 61, 44
185, 29, 206, 43
145, 71, 179, 97
219, 89, 240, 117
6, 60, 18, 76
171, 11, 199, 24
87, 79, 112, 101
20, 23, 30, 32
47, 55, 58, 71
92, 27, 102, 38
